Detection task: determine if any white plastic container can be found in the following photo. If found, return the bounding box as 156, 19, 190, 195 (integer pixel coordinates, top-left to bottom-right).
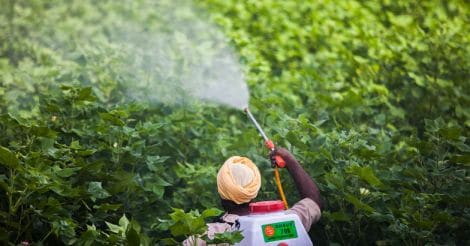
235, 200, 313, 246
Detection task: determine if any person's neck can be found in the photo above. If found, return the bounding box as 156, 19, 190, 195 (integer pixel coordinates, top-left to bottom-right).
228, 205, 250, 216
221, 199, 251, 216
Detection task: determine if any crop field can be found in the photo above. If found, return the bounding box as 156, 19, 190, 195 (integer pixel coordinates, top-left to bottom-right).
0, 0, 469, 245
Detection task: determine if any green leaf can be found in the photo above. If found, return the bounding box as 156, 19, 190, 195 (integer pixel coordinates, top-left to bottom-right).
204, 230, 244, 244
451, 154, 470, 166
359, 166, 383, 187
169, 222, 190, 237
77, 87, 95, 101
159, 238, 179, 245
0, 174, 8, 192
31, 126, 57, 138
169, 208, 186, 222
409, 72, 425, 87
149, 184, 165, 198
78, 225, 100, 246
126, 227, 140, 246
439, 126, 461, 141
0, 146, 19, 168
146, 156, 170, 171
119, 214, 129, 229
389, 14, 413, 27
201, 208, 223, 219
106, 222, 122, 234
155, 177, 172, 186
40, 137, 56, 152
77, 149, 97, 156
56, 167, 82, 178
99, 113, 125, 126
167, 208, 209, 237
329, 212, 351, 222
347, 165, 383, 188
70, 140, 82, 150
345, 194, 374, 213
87, 182, 111, 202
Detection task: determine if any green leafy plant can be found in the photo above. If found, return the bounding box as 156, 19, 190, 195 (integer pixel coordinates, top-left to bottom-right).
204, 231, 244, 245
0, 0, 468, 245
104, 215, 150, 246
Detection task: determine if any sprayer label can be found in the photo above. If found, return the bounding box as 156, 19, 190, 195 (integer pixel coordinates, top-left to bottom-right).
262, 220, 297, 242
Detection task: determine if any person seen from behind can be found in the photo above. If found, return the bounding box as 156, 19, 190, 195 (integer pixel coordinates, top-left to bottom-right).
184, 147, 323, 245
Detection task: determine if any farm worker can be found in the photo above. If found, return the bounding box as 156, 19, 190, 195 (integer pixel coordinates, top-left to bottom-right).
184, 148, 323, 245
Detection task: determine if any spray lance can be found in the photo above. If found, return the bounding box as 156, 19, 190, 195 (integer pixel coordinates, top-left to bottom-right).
244, 107, 289, 209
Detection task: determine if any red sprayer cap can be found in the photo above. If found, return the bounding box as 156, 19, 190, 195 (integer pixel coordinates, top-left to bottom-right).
249, 200, 285, 214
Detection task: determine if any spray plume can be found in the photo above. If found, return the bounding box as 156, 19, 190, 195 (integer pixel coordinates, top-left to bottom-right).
31, 0, 250, 110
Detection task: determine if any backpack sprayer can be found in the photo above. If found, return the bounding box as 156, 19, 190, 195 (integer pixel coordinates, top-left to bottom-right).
244, 107, 289, 209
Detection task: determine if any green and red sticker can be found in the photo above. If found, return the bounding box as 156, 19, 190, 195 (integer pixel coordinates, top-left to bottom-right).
262, 221, 298, 242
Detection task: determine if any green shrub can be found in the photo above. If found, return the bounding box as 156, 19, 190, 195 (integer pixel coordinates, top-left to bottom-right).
0, 0, 468, 245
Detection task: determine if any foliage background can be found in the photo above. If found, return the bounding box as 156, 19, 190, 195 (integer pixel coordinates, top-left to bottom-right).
0, 0, 469, 245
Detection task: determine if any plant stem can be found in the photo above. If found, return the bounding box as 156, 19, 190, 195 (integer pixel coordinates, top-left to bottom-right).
41, 229, 53, 243
8, 168, 15, 221
334, 223, 345, 245
15, 204, 23, 242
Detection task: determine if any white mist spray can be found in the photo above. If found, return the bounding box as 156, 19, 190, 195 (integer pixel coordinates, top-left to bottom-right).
20, 0, 250, 110
103, 0, 250, 109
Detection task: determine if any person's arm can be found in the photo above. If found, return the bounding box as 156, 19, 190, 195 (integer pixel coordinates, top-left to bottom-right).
270, 148, 323, 209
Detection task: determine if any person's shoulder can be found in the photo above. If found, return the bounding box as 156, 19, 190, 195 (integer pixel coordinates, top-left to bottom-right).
292, 197, 322, 211
286, 198, 321, 231
220, 213, 240, 224
207, 213, 240, 236
207, 221, 233, 235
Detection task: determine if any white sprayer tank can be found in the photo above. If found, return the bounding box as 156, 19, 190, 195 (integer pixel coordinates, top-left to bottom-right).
235, 200, 313, 246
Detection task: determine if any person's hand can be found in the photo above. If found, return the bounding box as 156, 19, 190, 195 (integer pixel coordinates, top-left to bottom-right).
269, 147, 298, 168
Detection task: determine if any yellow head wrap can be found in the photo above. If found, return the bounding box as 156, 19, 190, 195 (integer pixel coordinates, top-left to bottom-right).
217, 156, 261, 204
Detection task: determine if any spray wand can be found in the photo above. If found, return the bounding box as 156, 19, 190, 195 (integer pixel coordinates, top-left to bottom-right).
244, 108, 289, 209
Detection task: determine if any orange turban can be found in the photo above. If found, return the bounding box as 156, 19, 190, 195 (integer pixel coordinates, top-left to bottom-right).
217, 156, 261, 204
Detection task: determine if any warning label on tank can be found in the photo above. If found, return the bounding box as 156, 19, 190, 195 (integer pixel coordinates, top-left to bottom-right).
262, 220, 298, 242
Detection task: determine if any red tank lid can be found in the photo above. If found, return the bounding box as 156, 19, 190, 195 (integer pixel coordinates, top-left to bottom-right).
249, 200, 285, 214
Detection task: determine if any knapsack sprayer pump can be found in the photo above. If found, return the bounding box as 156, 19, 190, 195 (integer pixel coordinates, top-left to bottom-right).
244, 107, 288, 209
234, 108, 312, 246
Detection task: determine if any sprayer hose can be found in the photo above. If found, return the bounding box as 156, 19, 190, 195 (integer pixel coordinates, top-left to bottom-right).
274, 166, 289, 209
